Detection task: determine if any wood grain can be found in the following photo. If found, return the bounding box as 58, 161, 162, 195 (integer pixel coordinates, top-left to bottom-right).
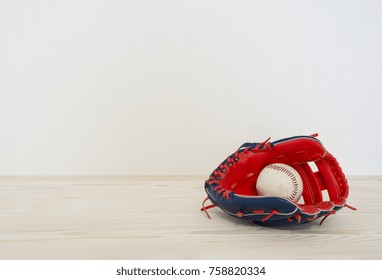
0, 176, 381, 259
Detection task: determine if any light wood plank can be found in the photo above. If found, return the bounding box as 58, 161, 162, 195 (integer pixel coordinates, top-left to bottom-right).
0, 176, 381, 259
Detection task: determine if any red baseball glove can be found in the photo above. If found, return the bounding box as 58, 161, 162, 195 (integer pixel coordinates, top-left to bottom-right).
201, 134, 356, 226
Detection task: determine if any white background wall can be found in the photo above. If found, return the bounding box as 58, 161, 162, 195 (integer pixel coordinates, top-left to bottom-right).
1, 0, 381, 176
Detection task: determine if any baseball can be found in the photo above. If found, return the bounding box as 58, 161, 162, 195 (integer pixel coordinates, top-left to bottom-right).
256, 163, 303, 203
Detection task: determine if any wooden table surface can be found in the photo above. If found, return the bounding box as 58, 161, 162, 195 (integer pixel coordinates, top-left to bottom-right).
0, 176, 381, 260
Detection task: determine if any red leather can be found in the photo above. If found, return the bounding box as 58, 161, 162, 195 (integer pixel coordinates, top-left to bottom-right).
217, 137, 349, 205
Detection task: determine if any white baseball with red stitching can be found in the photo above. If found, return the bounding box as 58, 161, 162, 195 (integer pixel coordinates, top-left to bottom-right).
256, 163, 303, 203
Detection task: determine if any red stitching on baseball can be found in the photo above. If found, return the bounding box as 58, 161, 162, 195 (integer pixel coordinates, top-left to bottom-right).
268, 165, 300, 201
